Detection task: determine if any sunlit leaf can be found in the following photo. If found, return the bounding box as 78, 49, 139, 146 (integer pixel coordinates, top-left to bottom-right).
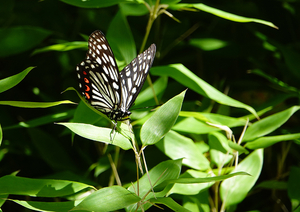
0, 67, 34, 93
140, 90, 186, 145
246, 133, 300, 149
57, 122, 132, 150
170, 3, 278, 29
156, 130, 210, 170
209, 132, 233, 167
156, 171, 249, 191
243, 106, 300, 141
127, 159, 182, 211
0, 175, 94, 197
0, 100, 76, 108
72, 186, 140, 212
220, 149, 263, 207
170, 170, 214, 195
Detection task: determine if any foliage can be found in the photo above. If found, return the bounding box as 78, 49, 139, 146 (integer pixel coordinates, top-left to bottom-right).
1, 0, 300, 211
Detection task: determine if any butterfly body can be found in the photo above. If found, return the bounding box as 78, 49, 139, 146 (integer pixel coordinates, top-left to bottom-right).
76, 30, 156, 122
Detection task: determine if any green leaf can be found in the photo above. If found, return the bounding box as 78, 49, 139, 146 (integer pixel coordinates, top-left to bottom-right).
57, 122, 132, 150
156, 171, 249, 191
0, 26, 52, 57
127, 159, 182, 211
208, 132, 233, 167
180, 112, 248, 128
134, 76, 168, 106
119, 2, 149, 16
172, 117, 219, 134
71, 186, 140, 212
0, 67, 34, 93
0, 100, 76, 108
107, 11, 136, 65
140, 90, 186, 145
0, 175, 94, 197
245, 133, 300, 149
151, 64, 258, 118
156, 130, 210, 170
243, 106, 300, 141
189, 38, 228, 51
170, 170, 215, 195
228, 140, 249, 154
60, 0, 129, 8
220, 149, 264, 207
149, 197, 191, 212
170, 3, 278, 29
0, 194, 7, 208
182, 191, 210, 212
11, 200, 79, 212
32, 41, 87, 55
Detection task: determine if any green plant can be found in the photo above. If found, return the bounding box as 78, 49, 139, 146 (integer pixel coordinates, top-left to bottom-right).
1, 0, 300, 211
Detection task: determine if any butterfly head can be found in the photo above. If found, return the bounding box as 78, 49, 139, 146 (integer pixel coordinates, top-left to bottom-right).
108, 108, 131, 121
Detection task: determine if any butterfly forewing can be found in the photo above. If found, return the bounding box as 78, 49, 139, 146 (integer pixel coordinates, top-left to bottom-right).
76, 30, 156, 121
120, 44, 156, 111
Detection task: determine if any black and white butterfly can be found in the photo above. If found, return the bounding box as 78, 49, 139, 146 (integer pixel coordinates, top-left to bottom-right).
76, 30, 156, 122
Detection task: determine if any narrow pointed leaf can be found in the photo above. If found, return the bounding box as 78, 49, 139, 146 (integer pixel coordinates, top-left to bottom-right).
0, 67, 34, 93
32, 41, 87, 55
155, 171, 249, 191
0, 100, 76, 108
243, 106, 300, 141
245, 133, 300, 149
170, 3, 278, 29
140, 90, 186, 145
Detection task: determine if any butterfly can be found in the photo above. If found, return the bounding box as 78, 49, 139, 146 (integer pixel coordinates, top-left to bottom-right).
76, 30, 156, 123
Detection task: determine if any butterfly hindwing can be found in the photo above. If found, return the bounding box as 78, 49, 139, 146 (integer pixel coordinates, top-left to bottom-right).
76, 31, 122, 116
120, 44, 156, 111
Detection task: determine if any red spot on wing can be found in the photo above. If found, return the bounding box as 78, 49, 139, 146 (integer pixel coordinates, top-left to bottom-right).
85, 92, 91, 99
83, 71, 87, 75
84, 78, 89, 83
85, 85, 90, 91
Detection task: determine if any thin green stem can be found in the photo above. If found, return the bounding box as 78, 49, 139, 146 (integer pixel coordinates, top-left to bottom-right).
140, 0, 161, 105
